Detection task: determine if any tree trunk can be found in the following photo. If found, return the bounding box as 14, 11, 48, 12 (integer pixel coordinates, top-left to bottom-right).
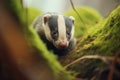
59, 6, 120, 80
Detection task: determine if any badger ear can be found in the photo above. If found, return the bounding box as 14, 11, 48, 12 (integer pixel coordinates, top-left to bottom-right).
69, 16, 75, 24
43, 14, 51, 24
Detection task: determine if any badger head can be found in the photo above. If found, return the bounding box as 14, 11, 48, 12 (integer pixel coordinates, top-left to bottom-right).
42, 13, 75, 49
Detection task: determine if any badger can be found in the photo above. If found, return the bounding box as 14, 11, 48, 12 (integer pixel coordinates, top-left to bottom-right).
33, 12, 76, 56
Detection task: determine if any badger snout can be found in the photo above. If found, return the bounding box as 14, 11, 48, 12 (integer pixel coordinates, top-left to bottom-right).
58, 41, 68, 49
54, 40, 68, 49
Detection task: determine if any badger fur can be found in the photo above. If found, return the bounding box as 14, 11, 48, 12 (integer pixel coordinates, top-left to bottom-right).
33, 12, 76, 56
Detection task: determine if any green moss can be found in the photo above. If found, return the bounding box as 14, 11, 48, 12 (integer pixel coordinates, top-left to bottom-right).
77, 6, 120, 56
59, 5, 120, 80
64, 6, 103, 38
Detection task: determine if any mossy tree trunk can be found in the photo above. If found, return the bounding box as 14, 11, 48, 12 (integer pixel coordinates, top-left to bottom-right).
59, 6, 120, 80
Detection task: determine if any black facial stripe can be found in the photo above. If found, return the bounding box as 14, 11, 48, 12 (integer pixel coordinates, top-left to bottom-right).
64, 16, 73, 40
48, 15, 58, 41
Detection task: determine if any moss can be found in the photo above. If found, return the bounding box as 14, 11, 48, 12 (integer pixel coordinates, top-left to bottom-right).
78, 6, 120, 56
59, 6, 120, 79
64, 6, 103, 38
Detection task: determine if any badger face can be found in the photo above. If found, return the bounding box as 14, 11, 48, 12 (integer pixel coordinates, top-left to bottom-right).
42, 14, 75, 49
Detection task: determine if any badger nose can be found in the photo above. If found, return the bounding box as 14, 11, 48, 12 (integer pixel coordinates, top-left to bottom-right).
58, 41, 68, 49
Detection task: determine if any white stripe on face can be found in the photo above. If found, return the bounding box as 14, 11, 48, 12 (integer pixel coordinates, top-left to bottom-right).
57, 15, 67, 41
53, 15, 69, 49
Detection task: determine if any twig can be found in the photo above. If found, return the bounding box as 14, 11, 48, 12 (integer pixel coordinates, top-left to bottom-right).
65, 55, 110, 68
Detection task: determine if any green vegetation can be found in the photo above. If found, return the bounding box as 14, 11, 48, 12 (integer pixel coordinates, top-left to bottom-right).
77, 6, 120, 56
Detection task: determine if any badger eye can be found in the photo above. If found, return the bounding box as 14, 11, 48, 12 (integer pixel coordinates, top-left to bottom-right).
67, 32, 70, 36
66, 31, 71, 40
52, 31, 57, 35
51, 31, 58, 40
